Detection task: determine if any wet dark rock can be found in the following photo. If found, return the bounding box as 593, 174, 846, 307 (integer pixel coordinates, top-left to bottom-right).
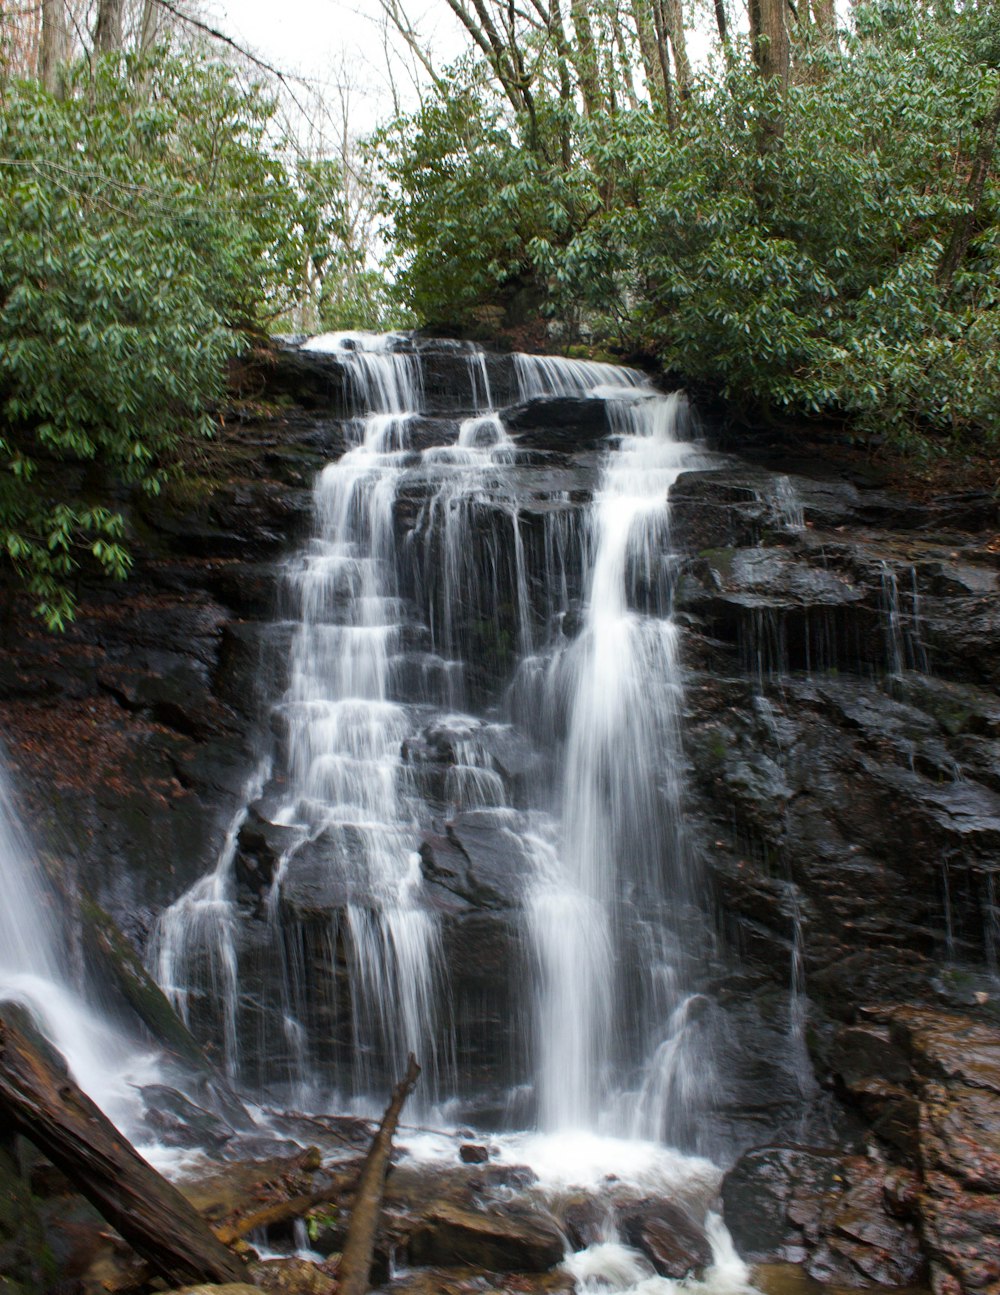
919, 1172, 1000, 1295
830, 1027, 922, 1161
139, 1084, 235, 1150
665, 469, 773, 553
504, 397, 611, 448
233, 807, 300, 902
558, 1195, 607, 1250
919, 1082, 1000, 1192
618, 1200, 711, 1278
722, 1146, 846, 1261
420, 813, 532, 911
260, 345, 350, 412
78, 894, 243, 1098
820, 1006, 1000, 1293
885, 1006, 1000, 1094
722, 1147, 926, 1286
439, 910, 525, 1093
405, 1199, 564, 1272
459, 1143, 490, 1164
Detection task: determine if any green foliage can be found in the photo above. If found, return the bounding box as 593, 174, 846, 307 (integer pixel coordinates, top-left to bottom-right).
377, 2, 1000, 449
0, 51, 330, 626
318, 262, 417, 333
372, 69, 594, 330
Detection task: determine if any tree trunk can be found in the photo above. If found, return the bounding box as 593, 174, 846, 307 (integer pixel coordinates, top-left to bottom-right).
651, 0, 677, 129
337, 1055, 421, 1295
938, 79, 1000, 295
749, 0, 790, 86
93, 0, 125, 54
548, 0, 575, 166
0, 1012, 247, 1288
712, 0, 730, 52
40, 0, 69, 94
632, 0, 666, 109
570, 0, 605, 116
611, 3, 639, 110
662, 0, 691, 97
217, 1175, 355, 1245
749, 0, 790, 148
810, 0, 836, 42
139, 0, 163, 56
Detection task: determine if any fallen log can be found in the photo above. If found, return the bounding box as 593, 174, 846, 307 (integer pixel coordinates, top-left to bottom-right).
338, 1054, 421, 1295
0, 1010, 248, 1287
215, 1172, 354, 1245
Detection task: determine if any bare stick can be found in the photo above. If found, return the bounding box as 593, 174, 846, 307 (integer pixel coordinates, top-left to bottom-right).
338, 1054, 421, 1295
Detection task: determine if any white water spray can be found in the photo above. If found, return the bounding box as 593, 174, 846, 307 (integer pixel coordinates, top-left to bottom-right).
0, 753, 159, 1132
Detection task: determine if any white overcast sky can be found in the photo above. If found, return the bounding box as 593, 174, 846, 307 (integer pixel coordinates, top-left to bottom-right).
207, 0, 726, 143
210, 0, 467, 136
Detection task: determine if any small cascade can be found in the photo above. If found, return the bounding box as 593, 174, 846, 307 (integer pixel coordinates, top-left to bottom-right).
879, 561, 929, 675
152, 761, 270, 1080
305, 330, 422, 415
465, 350, 493, 412
785, 884, 815, 1102
0, 752, 157, 1131
773, 475, 805, 533
514, 353, 646, 400
258, 332, 445, 1102
985, 871, 1000, 984
941, 857, 955, 958
739, 607, 789, 686
564, 1212, 753, 1295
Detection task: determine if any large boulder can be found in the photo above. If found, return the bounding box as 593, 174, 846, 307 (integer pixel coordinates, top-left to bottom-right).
405, 1200, 564, 1272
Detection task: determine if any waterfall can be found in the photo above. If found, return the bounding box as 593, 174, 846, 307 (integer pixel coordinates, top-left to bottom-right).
0, 752, 157, 1129
527, 388, 695, 1131
153, 334, 714, 1142
879, 560, 929, 676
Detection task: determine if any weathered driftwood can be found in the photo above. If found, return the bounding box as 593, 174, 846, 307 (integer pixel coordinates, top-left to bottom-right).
0, 1012, 248, 1287
338, 1054, 421, 1295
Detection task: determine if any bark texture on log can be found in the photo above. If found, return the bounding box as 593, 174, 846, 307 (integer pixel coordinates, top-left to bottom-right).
0, 1013, 248, 1288
338, 1054, 421, 1295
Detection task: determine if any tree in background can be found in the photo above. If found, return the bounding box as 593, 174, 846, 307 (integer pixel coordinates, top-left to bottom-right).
375, 0, 1000, 449
0, 11, 343, 625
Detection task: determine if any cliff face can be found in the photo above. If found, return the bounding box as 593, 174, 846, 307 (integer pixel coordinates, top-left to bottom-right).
1, 342, 998, 1291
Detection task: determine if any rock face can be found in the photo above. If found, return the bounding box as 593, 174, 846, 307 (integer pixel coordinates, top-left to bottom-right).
724, 1005, 1000, 1292
2, 341, 999, 1289
723, 1146, 926, 1286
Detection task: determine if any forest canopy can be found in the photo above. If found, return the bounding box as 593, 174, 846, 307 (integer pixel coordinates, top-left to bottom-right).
374, 0, 1000, 447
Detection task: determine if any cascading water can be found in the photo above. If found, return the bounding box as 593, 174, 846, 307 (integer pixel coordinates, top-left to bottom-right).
879, 560, 930, 676
524, 390, 699, 1134
0, 752, 158, 1132
153, 333, 719, 1151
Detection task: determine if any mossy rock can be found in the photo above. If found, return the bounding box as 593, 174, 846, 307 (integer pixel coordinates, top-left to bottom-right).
0, 1143, 52, 1295
78, 893, 217, 1078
